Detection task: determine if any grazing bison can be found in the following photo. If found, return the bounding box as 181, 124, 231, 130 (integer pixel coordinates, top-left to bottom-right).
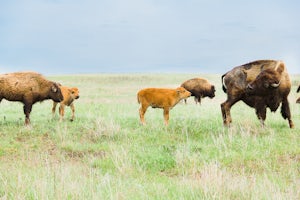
137, 87, 191, 125
0, 71, 63, 125
181, 77, 215, 104
221, 60, 294, 128
297, 85, 300, 103
52, 85, 80, 121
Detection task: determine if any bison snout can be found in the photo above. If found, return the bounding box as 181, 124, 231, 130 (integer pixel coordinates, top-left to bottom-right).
75, 95, 80, 99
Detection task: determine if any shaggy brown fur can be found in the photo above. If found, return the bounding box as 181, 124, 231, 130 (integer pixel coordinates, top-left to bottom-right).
181, 78, 215, 104
221, 60, 294, 128
0, 71, 63, 125
52, 86, 80, 121
137, 87, 191, 125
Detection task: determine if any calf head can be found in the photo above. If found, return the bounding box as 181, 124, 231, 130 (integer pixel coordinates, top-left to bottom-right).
176, 87, 191, 99
50, 82, 64, 102
246, 68, 282, 96
69, 87, 80, 100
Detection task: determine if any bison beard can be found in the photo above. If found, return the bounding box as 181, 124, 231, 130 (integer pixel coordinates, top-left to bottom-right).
221, 60, 294, 128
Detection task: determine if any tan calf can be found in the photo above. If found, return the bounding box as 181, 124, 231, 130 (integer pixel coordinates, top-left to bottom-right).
52, 86, 80, 121
137, 87, 191, 125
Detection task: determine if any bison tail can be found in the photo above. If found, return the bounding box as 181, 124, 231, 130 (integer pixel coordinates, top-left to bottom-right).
297, 85, 300, 93
221, 74, 227, 93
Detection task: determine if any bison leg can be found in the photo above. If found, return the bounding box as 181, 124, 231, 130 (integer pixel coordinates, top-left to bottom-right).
70, 103, 75, 121
255, 105, 267, 128
163, 108, 170, 126
139, 105, 148, 125
281, 97, 294, 128
23, 103, 32, 125
221, 99, 239, 127
194, 96, 201, 105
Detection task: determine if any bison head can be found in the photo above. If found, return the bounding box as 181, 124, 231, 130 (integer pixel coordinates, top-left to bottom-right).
208, 85, 216, 98
50, 82, 64, 102
246, 68, 282, 96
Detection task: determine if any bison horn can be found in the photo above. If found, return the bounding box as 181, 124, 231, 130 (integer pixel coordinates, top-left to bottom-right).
271, 81, 280, 88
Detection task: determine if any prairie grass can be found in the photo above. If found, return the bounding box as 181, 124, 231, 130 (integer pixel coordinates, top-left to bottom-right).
0, 73, 299, 199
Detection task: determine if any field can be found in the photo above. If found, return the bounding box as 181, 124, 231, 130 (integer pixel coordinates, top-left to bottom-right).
0, 73, 299, 199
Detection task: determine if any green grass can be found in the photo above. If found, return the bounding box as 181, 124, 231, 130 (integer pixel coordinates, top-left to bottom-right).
0, 73, 299, 199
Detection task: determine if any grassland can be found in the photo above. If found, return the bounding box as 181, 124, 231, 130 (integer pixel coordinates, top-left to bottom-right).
0, 73, 299, 200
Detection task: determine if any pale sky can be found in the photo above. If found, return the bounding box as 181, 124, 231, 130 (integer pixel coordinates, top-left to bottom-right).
0, 0, 299, 75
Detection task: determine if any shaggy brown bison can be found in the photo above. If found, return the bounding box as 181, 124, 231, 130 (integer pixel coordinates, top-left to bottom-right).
52, 85, 80, 121
137, 87, 191, 125
297, 85, 300, 103
180, 78, 215, 104
221, 60, 294, 128
0, 71, 63, 125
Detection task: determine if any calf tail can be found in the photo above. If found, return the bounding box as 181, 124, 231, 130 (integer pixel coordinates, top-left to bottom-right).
222, 74, 227, 93
137, 93, 140, 104
297, 85, 300, 93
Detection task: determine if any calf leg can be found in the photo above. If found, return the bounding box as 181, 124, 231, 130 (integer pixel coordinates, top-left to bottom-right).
59, 104, 65, 122
281, 97, 294, 128
139, 105, 148, 125
163, 108, 170, 126
52, 102, 58, 118
70, 103, 75, 121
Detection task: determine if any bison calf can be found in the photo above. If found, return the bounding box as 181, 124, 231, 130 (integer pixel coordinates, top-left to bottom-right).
137, 87, 191, 125
181, 77, 215, 104
0, 71, 63, 125
52, 86, 80, 121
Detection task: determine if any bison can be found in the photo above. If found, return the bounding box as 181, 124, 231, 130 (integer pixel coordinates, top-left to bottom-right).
0, 71, 63, 125
180, 77, 215, 104
297, 85, 300, 103
137, 87, 191, 125
52, 85, 80, 122
221, 60, 294, 128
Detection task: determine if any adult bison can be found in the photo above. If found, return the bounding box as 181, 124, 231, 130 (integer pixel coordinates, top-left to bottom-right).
0, 71, 63, 125
297, 85, 300, 103
221, 60, 294, 128
180, 77, 215, 104
137, 87, 191, 125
